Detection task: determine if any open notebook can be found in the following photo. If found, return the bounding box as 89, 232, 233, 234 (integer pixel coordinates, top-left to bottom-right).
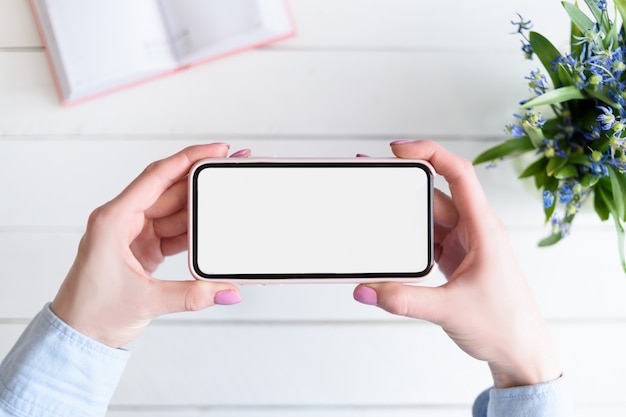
30, 0, 295, 105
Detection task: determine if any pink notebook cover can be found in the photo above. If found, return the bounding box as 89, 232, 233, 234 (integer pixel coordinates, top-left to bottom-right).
29, 0, 296, 106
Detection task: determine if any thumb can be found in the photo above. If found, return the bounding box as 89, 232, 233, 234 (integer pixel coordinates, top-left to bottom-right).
353, 283, 448, 325
149, 280, 241, 317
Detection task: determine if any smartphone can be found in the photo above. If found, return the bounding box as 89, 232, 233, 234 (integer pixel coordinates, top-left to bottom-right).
188, 158, 434, 284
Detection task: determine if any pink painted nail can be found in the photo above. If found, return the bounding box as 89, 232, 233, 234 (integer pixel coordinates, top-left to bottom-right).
215, 290, 242, 305
229, 149, 251, 158
390, 139, 415, 146
353, 286, 378, 306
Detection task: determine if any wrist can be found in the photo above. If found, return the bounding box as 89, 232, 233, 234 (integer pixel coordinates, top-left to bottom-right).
488, 341, 562, 388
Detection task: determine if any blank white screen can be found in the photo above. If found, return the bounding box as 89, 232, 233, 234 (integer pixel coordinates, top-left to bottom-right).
194, 164, 430, 276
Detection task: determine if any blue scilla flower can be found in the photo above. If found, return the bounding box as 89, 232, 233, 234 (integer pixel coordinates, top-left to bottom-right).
511, 13, 532, 35
583, 123, 603, 141
597, 0, 607, 11
558, 54, 589, 88
558, 183, 574, 204
550, 216, 571, 238
573, 26, 603, 57
507, 123, 525, 138
543, 190, 555, 209
591, 161, 610, 177
610, 90, 626, 109
609, 154, 626, 172
586, 64, 615, 88
590, 150, 610, 177
521, 41, 534, 60
513, 111, 546, 128
525, 69, 548, 95
597, 106, 616, 130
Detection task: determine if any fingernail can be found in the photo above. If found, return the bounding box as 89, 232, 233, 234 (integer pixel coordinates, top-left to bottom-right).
229, 149, 251, 158
215, 290, 242, 305
353, 286, 378, 306
356, 153, 370, 158
210, 142, 230, 148
390, 139, 414, 146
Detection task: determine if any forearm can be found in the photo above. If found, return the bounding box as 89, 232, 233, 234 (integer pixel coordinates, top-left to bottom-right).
0, 304, 130, 417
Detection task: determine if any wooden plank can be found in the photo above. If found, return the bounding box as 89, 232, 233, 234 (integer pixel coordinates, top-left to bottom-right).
1, 138, 625, 321
1, 0, 571, 51
105, 408, 470, 417
105, 404, 624, 417
1, 223, 625, 321
2, 321, 623, 416
0, 138, 581, 229
90, 321, 626, 408
0, 0, 40, 48
287, 0, 570, 51
0, 50, 534, 136
3, 321, 622, 408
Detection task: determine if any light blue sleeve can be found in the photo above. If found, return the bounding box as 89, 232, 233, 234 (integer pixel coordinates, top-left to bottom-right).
472, 376, 575, 417
0, 303, 130, 417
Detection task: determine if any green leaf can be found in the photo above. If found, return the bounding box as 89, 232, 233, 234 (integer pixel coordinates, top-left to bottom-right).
519, 157, 548, 179
581, 172, 600, 187
570, 17, 585, 58
609, 167, 625, 220
582, 0, 606, 29
538, 233, 563, 247
534, 170, 547, 189
594, 186, 611, 221
554, 164, 578, 179
584, 87, 622, 109
547, 157, 568, 176
611, 214, 626, 273
472, 137, 534, 165
521, 86, 585, 108
609, 167, 626, 221
556, 64, 575, 87
568, 153, 592, 166
521, 121, 545, 148
562, 1, 595, 33
544, 176, 559, 222
605, 17, 619, 48
528, 31, 563, 86
616, 0, 626, 34
598, 185, 626, 272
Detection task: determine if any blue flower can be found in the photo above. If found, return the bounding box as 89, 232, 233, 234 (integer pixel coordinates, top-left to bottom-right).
597, 0, 607, 11
521, 41, 534, 60
610, 90, 626, 109
507, 124, 525, 138
590, 150, 610, 177
543, 190, 555, 209
591, 161, 609, 177
525, 69, 548, 95
597, 106, 616, 130
583, 123, 603, 141
572, 25, 603, 58
550, 216, 571, 238
558, 184, 574, 204
511, 13, 532, 35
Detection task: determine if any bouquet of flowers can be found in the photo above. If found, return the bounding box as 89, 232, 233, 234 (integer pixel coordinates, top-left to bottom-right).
474, 0, 626, 272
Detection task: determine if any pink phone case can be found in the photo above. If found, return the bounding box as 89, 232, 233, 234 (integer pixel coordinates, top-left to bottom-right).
188, 158, 434, 284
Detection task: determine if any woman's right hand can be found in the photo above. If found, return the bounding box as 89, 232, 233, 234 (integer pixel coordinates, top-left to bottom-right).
354, 139, 562, 389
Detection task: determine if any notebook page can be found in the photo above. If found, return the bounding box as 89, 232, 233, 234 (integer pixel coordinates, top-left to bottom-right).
159, 0, 266, 63
40, 0, 176, 100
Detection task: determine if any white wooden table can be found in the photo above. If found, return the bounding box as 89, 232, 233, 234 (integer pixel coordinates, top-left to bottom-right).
1, 1, 625, 415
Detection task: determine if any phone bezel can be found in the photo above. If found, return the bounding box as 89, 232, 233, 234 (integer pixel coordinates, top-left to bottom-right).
188, 158, 434, 284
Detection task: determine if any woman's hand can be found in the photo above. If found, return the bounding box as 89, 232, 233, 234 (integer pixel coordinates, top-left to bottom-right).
354, 140, 561, 388
51, 143, 243, 348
